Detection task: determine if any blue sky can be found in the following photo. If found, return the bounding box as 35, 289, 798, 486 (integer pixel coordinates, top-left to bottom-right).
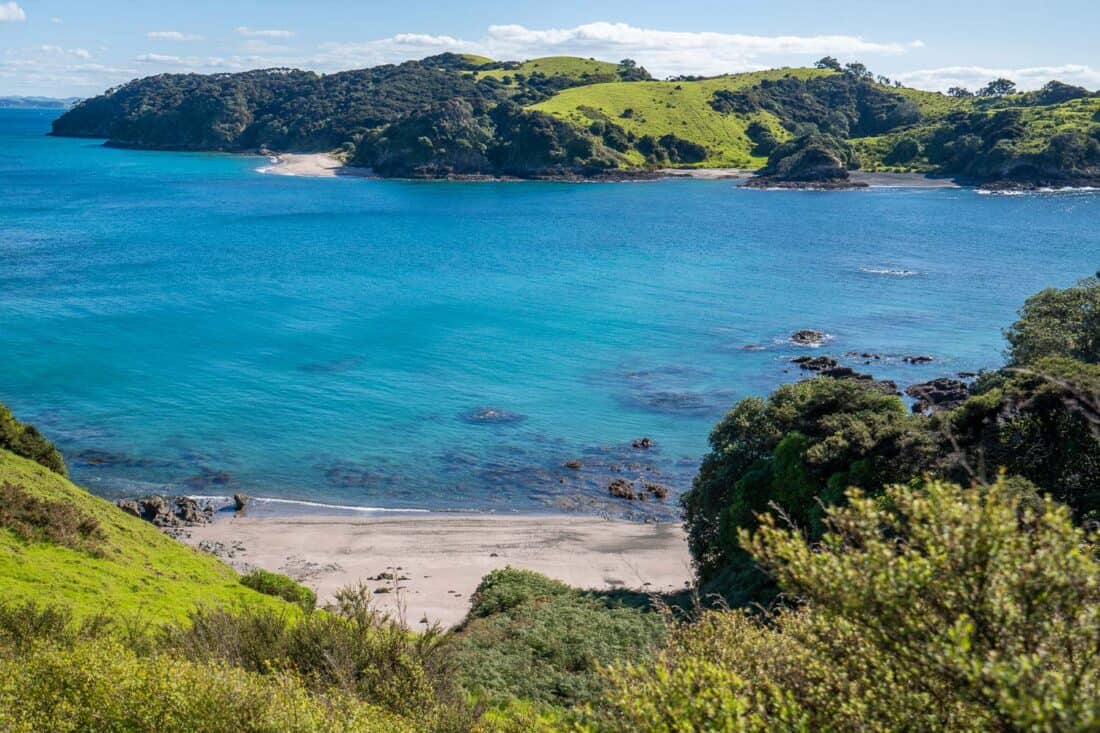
3, 0, 1099, 96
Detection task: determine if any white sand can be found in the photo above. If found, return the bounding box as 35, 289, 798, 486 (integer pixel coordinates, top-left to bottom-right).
183, 514, 692, 628
258, 153, 374, 178
658, 167, 748, 179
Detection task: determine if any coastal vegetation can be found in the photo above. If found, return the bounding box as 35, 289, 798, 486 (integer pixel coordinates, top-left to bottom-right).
2, 276, 1098, 730
51, 54, 1100, 185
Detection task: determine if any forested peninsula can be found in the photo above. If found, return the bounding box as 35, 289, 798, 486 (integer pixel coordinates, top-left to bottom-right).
51, 53, 1100, 187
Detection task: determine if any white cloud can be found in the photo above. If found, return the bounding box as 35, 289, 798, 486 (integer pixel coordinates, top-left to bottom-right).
310, 22, 924, 78
147, 31, 203, 41
236, 26, 293, 38
135, 52, 250, 71
38, 45, 92, 59
136, 53, 185, 65
51, 17, 62, 24
0, 44, 134, 96
0, 2, 26, 22
896, 64, 1100, 92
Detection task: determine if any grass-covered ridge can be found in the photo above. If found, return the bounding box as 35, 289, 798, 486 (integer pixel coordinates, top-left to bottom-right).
475, 56, 624, 82
0, 447, 289, 622
51, 53, 1099, 183
532, 67, 832, 168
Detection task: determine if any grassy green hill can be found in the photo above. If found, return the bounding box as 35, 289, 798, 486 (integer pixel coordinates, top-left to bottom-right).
0, 448, 289, 622
855, 94, 1100, 172
532, 68, 831, 168
50, 53, 1100, 183
476, 55, 623, 83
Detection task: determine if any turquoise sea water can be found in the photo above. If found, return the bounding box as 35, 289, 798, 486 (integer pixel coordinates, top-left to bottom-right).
2, 108, 1099, 518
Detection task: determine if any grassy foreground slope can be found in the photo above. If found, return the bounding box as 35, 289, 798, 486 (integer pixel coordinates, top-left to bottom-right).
0, 448, 287, 622
532, 67, 830, 168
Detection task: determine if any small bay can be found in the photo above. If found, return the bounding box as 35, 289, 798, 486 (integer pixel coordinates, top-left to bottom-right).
2, 108, 1098, 517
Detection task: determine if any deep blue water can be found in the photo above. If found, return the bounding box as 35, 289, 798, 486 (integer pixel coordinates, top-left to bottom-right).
2, 108, 1098, 518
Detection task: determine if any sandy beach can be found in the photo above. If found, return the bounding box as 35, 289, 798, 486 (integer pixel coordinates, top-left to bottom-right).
658, 167, 749, 179
259, 152, 375, 178
183, 514, 692, 628
257, 156, 960, 188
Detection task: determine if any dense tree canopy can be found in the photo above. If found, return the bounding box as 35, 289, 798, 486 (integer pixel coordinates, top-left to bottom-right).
1006, 275, 1100, 365
605, 479, 1100, 732
683, 277, 1100, 600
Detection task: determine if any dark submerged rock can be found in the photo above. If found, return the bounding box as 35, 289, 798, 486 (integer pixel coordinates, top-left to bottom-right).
790, 329, 827, 346
459, 407, 527, 425
793, 355, 839, 372
905, 378, 970, 413
608, 478, 639, 501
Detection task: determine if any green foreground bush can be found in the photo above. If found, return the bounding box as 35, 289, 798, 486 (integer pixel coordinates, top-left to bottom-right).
449, 568, 667, 710
598, 479, 1100, 732
0, 403, 65, 475
240, 568, 317, 611
0, 639, 413, 733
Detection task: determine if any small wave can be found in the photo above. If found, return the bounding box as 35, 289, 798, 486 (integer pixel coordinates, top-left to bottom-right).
859, 267, 922, 277
187, 495, 430, 513
978, 186, 1100, 196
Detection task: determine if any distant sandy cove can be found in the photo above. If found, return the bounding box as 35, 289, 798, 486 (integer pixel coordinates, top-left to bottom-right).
182, 513, 692, 628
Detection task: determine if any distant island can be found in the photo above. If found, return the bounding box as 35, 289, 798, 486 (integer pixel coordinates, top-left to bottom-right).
1, 96, 79, 109
50, 53, 1100, 188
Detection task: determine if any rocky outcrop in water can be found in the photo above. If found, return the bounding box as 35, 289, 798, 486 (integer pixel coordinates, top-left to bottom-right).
791, 329, 827, 346
459, 407, 527, 424
792, 355, 838, 371
744, 134, 868, 189
117, 495, 214, 528
608, 477, 670, 502
905, 378, 971, 413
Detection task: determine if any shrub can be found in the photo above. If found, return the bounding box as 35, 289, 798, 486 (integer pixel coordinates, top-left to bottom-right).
163, 585, 472, 729
241, 569, 317, 611
599, 479, 1100, 731
1006, 274, 1100, 365
942, 356, 1100, 522
0, 481, 104, 555
466, 567, 572, 618
681, 377, 935, 588
0, 403, 66, 475
884, 136, 921, 165
0, 639, 413, 733
449, 568, 666, 709
0, 599, 112, 651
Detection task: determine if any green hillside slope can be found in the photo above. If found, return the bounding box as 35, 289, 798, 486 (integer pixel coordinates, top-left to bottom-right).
476, 56, 623, 82
0, 448, 288, 622
50, 54, 1100, 184
532, 67, 831, 168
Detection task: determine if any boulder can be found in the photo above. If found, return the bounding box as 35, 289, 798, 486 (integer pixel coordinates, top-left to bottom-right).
631, 437, 653, 450
903, 355, 934, 365
116, 499, 142, 518
791, 329, 826, 346
643, 481, 670, 500
905, 378, 970, 413
116, 494, 215, 529
608, 478, 638, 501
233, 493, 249, 511
793, 355, 838, 371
